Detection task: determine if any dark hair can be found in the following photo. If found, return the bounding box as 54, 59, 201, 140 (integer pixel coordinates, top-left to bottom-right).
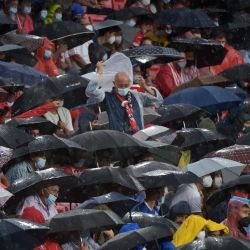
88, 43, 108, 63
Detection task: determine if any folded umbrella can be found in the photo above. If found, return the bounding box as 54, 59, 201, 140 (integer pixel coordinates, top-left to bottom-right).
0, 77, 24, 91
127, 161, 179, 177
176, 236, 250, 250
0, 12, 17, 35
0, 124, 33, 149
0, 218, 49, 250
99, 224, 172, 250
6, 117, 58, 135
163, 86, 243, 114
67, 167, 144, 202
12, 74, 89, 116
171, 38, 227, 68
153, 104, 209, 126
221, 64, 250, 82
32, 21, 94, 50
122, 45, 182, 66
184, 157, 245, 182
79, 192, 139, 217
156, 8, 215, 28
0, 61, 47, 86
49, 209, 123, 233
108, 7, 149, 20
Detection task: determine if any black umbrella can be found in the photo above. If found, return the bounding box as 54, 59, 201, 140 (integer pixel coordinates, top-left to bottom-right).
9, 135, 87, 164
70, 130, 148, 161
156, 8, 215, 28
0, 125, 33, 149
67, 167, 144, 202
137, 170, 201, 189
122, 45, 182, 66
237, 133, 250, 145
0, 218, 49, 250
0, 77, 24, 91
153, 104, 209, 126
158, 128, 233, 149
92, 19, 123, 31
49, 209, 123, 233
79, 192, 139, 217
221, 64, 250, 82
108, 7, 149, 20
0, 12, 17, 35
32, 21, 94, 50
126, 161, 179, 177
207, 175, 250, 206
99, 224, 172, 250
176, 236, 250, 250
171, 38, 227, 68
6, 168, 79, 211
123, 212, 179, 232
6, 117, 58, 135
133, 126, 171, 141
226, 0, 250, 11
12, 74, 89, 116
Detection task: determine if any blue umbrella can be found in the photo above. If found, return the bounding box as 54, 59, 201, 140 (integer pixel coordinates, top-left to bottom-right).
0, 61, 47, 86
79, 192, 139, 217
163, 86, 243, 114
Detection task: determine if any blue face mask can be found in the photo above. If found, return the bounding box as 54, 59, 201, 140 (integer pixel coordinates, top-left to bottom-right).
9, 6, 17, 14
55, 13, 62, 21
23, 6, 31, 15
40, 10, 47, 19
47, 194, 57, 206
44, 49, 51, 59
117, 88, 130, 96
35, 158, 46, 170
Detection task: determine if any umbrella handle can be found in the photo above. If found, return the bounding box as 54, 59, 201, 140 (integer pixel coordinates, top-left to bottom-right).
155, 240, 160, 250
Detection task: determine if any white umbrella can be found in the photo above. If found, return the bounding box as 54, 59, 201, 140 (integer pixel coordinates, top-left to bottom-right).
0, 186, 13, 207
184, 157, 245, 182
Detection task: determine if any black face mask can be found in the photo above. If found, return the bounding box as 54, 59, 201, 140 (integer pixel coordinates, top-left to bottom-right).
238, 216, 250, 227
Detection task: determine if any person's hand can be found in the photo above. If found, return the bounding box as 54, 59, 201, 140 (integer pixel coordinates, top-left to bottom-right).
80, 241, 89, 250
53, 100, 61, 108
58, 121, 67, 130
103, 229, 115, 239
136, 75, 147, 90
96, 61, 105, 75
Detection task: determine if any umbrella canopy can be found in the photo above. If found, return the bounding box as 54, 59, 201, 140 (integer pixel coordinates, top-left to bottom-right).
176, 236, 250, 250
184, 157, 245, 182
171, 38, 227, 68
0, 77, 24, 91
156, 8, 215, 28
122, 45, 182, 65
0, 61, 47, 86
99, 224, 172, 250
0, 187, 13, 207
158, 128, 233, 149
0, 125, 33, 149
79, 192, 139, 217
207, 175, 250, 206
226, 0, 250, 11
92, 19, 123, 31
0, 146, 13, 168
163, 86, 243, 114
12, 74, 89, 116
108, 7, 149, 20
221, 64, 250, 82
0, 12, 17, 35
153, 104, 209, 126
6, 168, 79, 211
137, 170, 201, 189
127, 161, 179, 177
32, 21, 94, 50
237, 133, 250, 145
68, 167, 144, 202
71, 130, 148, 161
0, 218, 49, 250
123, 212, 179, 232
49, 209, 123, 233
6, 117, 58, 135
133, 126, 171, 141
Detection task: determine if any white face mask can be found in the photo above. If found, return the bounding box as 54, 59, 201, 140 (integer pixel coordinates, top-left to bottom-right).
108, 35, 116, 44
214, 176, 223, 188
115, 35, 122, 44
102, 53, 108, 61
117, 88, 130, 96
85, 24, 94, 31
177, 60, 186, 69
59, 100, 64, 107
196, 230, 206, 240
165, 28, 172, 34
126, 19, 136, 27
203, 175, 213, 188
214, 21, 219, 26
141, 0, 150, 6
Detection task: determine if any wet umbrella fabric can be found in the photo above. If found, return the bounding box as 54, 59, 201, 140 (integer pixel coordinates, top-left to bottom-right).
0, 187, 13, 207
156, 8, 215, 28
108, 7, 149, 20
92, 19, 123, 31
237, 133, 250, 145
171, 38, 227, 68
133, 126, 171, 141
12, 74, 89, 116
0, 218, 49, 250
49, 209, 123, 233
32, 21, 94, 50
0, 77, 24, 91
0, 61, 47, 86
184, 157, 245, 182
79, 192, 139, 217
163, 86, 242, 114
0, 12, 17, 35
221, 64, 250, 82
99, 224, 172, 250
176, 236, 250, 250
0, 146, 13, 168
0, 125, 33, 149
153, 104, 208, 126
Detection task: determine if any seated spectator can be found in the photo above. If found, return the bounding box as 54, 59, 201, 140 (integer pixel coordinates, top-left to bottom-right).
45, 2, 62, 24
